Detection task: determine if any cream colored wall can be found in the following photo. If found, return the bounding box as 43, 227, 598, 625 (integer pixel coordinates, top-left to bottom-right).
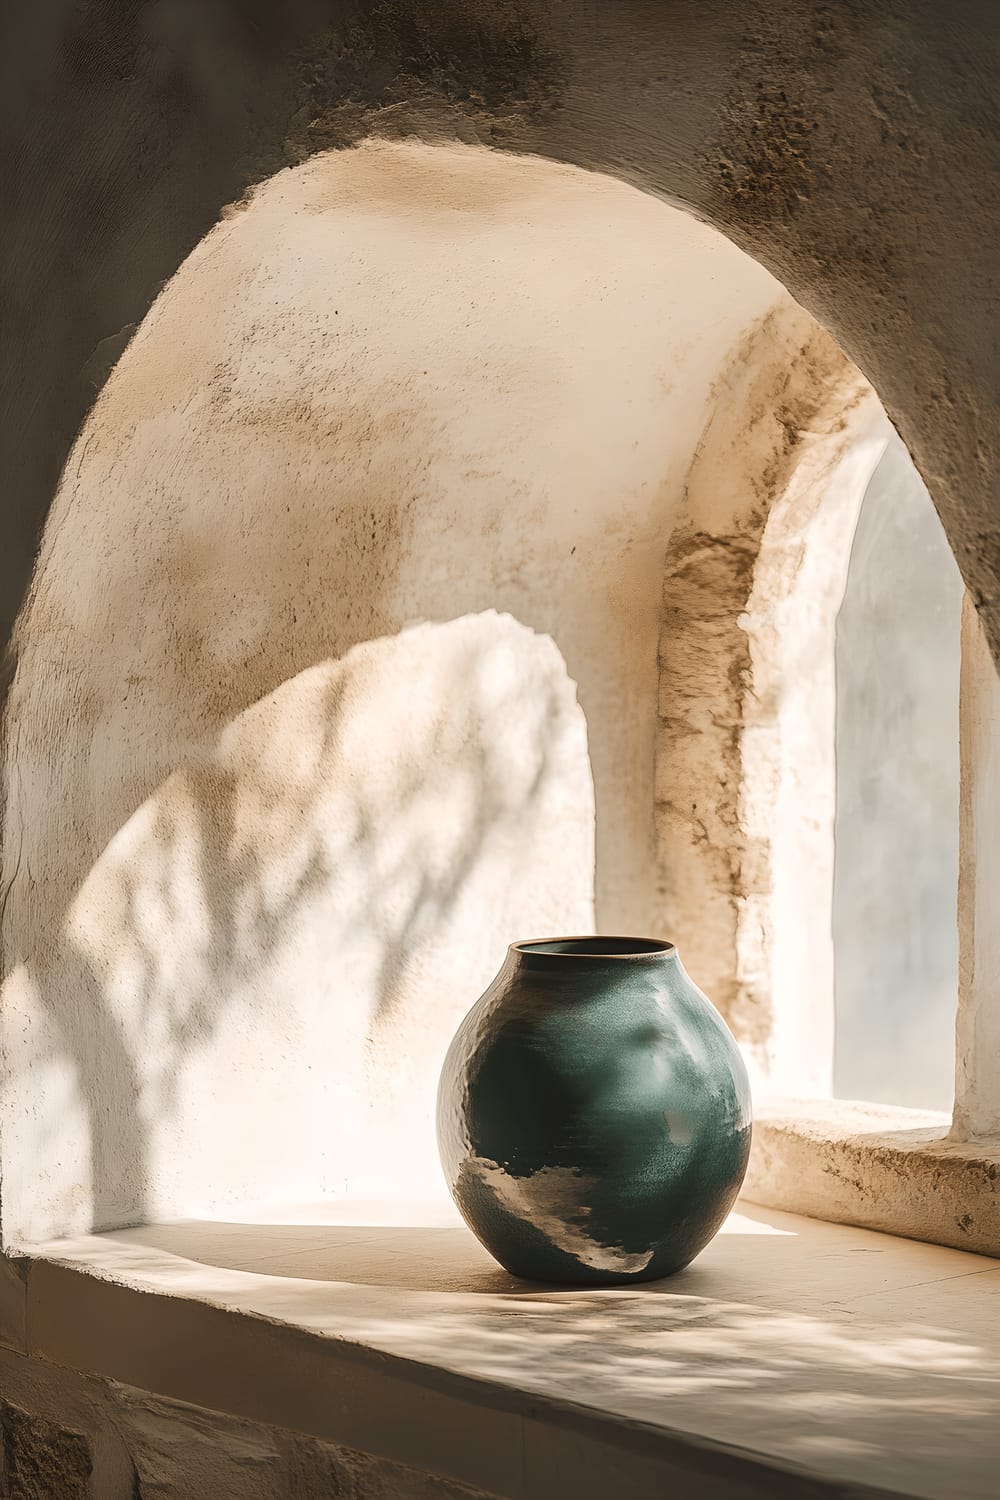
5, 612, 595, 1237
3, 141, 819, 1242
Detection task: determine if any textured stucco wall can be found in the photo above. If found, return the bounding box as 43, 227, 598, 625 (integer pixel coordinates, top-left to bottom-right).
2, 144, 797, 1241
834, 437, 962, 1112
1, 0, 998, 678
2, 1, 996, 1248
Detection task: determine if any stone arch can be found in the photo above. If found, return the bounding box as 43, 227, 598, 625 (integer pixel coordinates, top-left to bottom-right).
3, 0, 997, 676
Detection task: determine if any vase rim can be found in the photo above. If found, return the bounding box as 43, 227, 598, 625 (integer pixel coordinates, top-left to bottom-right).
512, 936, 676, 961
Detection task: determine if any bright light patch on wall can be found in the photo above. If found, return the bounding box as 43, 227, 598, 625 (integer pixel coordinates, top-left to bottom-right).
833, 437, 962, 1111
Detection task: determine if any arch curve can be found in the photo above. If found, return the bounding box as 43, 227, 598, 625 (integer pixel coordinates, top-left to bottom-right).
2, 0, 998, 674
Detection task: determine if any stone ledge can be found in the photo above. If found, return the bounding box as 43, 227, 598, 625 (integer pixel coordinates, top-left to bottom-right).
744, 1099, 1000, 1255
4, 1202, 1000, 1498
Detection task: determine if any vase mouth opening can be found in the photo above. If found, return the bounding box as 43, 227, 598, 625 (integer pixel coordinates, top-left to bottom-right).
513, 936, 676, 960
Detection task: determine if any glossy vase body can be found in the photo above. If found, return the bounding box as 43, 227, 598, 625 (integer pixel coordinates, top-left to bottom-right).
437, 938, 752, 1285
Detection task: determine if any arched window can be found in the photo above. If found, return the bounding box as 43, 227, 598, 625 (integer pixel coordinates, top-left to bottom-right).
833, 437, 962, 1112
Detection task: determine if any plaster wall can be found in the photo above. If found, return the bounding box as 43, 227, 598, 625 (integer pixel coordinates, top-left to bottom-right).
2, 0, 999, 682
1, 143, 799, 1242
0, 0, 993, 1280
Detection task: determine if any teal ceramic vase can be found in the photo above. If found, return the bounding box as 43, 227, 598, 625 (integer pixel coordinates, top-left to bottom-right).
437, 937, 751, 1285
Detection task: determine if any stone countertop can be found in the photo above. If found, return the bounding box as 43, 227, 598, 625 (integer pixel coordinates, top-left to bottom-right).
13, 1201, 1000, 1499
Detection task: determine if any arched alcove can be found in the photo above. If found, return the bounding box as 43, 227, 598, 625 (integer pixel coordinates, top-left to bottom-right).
0, 139, 904, 1243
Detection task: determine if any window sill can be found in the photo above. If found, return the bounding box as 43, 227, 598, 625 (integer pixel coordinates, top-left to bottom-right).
744, 1098, 1000, 1256
4, 1199, 1000, 1498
